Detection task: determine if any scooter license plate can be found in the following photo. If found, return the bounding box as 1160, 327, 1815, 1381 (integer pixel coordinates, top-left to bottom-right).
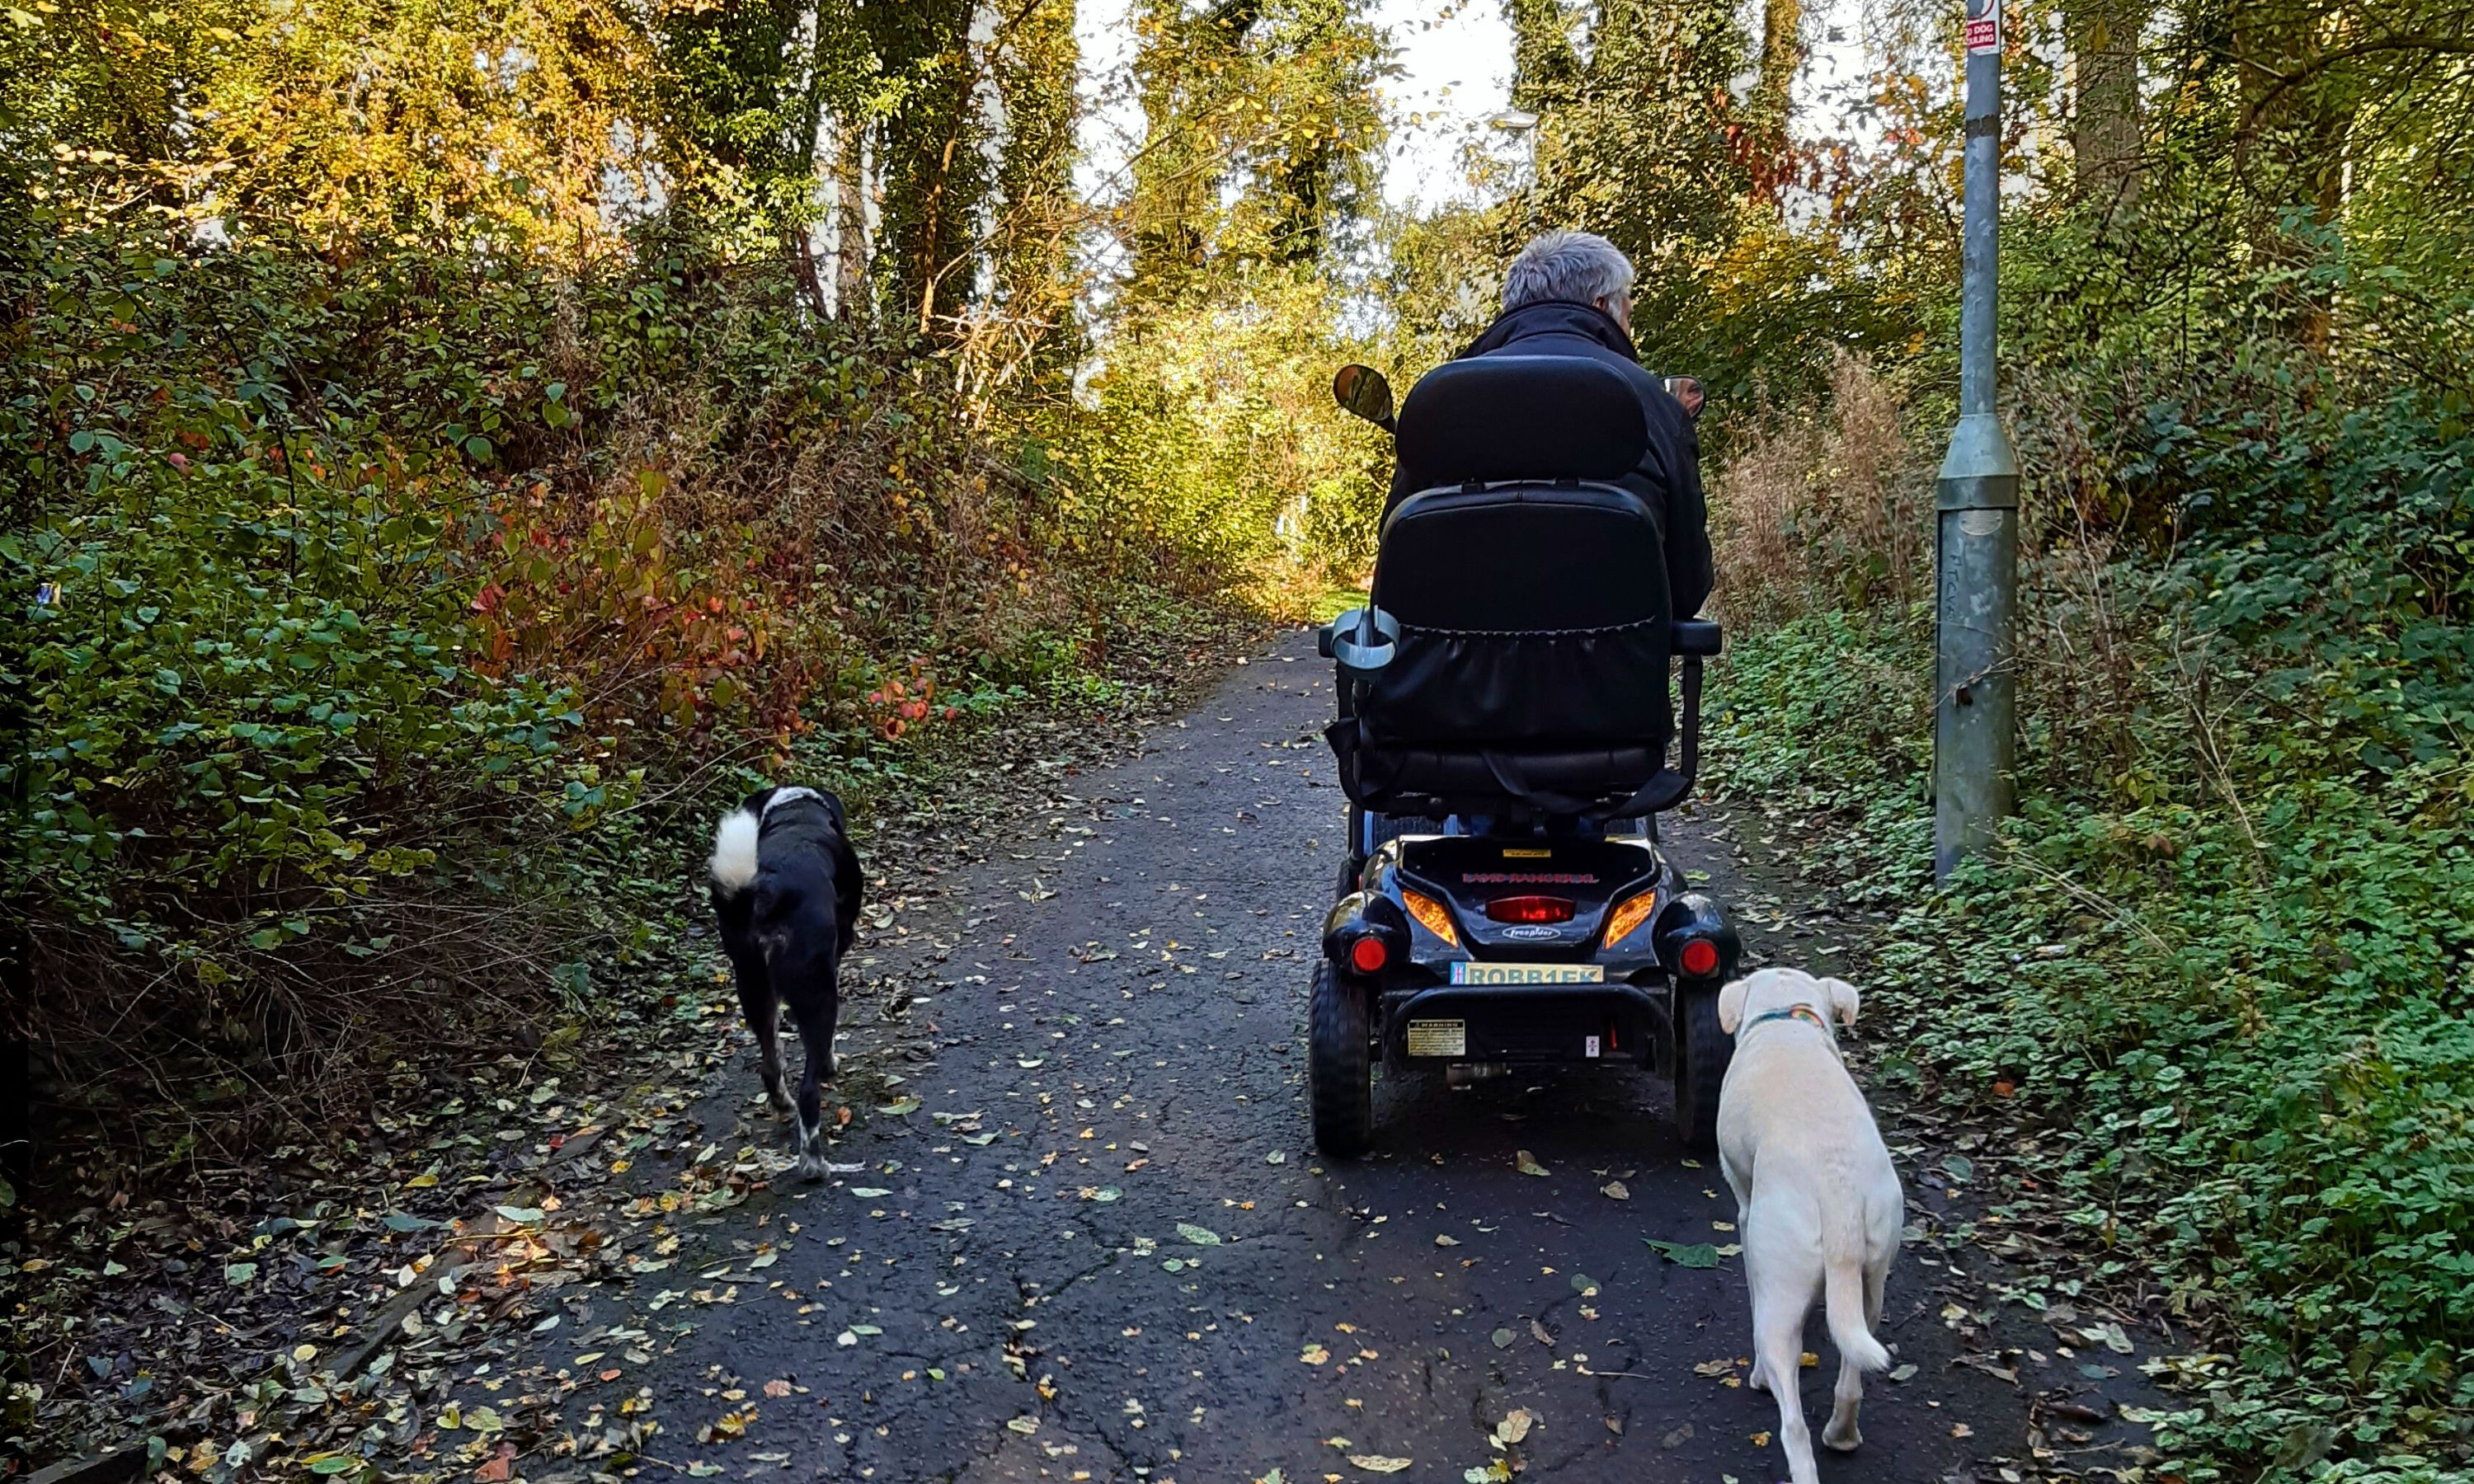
1448, 962, 1606, 986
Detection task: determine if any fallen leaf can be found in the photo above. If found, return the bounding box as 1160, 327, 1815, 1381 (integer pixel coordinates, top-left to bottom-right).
1643, 1239, 1720, 1268
1433, 1234, 1460, 1247
1177, 1222, 1222, 1246
1515, 1150, 1549, 1177
763, 1379, 792, 1398
1601, 1181, 1630, 1200
1347, 1456, 1412, 1474
1495, 1408, 1534, 1444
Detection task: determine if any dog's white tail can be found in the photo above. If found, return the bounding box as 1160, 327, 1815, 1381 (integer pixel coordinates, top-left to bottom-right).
1823, 1256, 1890, 1373
709, 806, 760, 895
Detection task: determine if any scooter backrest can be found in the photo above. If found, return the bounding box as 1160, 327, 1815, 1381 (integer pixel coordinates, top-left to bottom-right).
1375, 483, 1666, 631
1394, 355, 1649, 484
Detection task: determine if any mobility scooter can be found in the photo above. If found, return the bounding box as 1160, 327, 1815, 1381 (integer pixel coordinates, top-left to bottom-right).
1310, 355, 1739, 1157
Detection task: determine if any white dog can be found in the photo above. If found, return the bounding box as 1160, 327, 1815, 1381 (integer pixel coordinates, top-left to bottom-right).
1715, 968, 1903, 1484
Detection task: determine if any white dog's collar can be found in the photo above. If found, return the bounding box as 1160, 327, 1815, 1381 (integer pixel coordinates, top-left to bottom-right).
1743, 1003, 1841, 1053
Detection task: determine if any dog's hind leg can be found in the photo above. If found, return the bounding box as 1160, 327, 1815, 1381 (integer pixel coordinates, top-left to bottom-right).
1756, 1294, 1822, 1484
1825, 1350, 1865, 1451
732, 956, 790, 1115
1741, 1233, 1772, 1395
1826, 1255, 1893, 1451
789, 995, 838, 1181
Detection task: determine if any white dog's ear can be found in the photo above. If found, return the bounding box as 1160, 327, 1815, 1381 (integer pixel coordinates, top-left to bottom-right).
1822, 977, 1861, 1026
1717, 976, 1751, 1034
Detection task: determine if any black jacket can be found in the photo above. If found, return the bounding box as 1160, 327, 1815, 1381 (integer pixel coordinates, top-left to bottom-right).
1386, 301, 1714, 620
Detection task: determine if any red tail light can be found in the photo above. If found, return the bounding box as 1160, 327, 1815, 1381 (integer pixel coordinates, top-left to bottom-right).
1349, 936, 1390, 974
1484, 895, 1575, 924
1679, 938, 1720, 978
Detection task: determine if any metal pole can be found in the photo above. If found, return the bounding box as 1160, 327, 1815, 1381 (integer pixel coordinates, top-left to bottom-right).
1932, 13, 2019, 876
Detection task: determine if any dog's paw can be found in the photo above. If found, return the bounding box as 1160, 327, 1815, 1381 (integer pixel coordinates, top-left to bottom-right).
1747, 1367, 1771, 1395
1823, 1425, 1861, 1453
796, 1151, 829, 1182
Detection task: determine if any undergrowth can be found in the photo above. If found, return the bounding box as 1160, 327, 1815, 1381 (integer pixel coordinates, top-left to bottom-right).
0, 217, 1310, 1178
1706, 381, 2474, 1482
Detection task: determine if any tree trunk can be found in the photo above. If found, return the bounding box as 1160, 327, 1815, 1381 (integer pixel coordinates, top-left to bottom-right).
835, 120, 872, 326
1749, 0, 1804, 195
2232, 0, 2352, 351
2069, 0, 2141, 216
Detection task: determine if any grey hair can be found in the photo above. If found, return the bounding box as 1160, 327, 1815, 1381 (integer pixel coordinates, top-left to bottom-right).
1501, 230, 1635, 314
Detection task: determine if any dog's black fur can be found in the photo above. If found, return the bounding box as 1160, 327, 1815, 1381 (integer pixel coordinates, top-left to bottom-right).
708, 786, 862, 1179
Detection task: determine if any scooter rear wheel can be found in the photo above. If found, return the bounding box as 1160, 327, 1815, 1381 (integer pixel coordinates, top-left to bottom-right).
1309, 961, 1373, 1158
1672, 984, 1730, 1154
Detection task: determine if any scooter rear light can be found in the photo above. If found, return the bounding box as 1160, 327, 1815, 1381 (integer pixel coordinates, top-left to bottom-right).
1485, 895, 1574, 924
1402, 890, 1459, 947
1349, 935, 1389, 974
1679, 937, 1720, 978
1602, 890, 1658, 946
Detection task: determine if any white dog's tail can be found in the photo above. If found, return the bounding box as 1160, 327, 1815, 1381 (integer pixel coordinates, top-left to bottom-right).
1823, 1256, 1891, 1372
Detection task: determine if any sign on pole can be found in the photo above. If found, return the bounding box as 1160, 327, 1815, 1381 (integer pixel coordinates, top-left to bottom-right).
1964, 0, 2000, 53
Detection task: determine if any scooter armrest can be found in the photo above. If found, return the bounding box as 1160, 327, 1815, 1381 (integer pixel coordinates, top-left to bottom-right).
1327, 606, 1399, 674
1671, 618, 1723, 656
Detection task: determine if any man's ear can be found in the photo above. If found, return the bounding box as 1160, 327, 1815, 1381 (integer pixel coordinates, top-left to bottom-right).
1823, 977, 1861, 1026
1717, 976, 1751, 1035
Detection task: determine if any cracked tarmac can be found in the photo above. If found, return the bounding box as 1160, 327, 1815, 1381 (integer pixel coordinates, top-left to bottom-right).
499, 632, 2045, 1483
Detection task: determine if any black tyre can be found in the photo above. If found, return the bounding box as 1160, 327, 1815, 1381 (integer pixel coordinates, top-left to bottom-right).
1672, 984, 1731, 1153
1309, 960, 1374, 1158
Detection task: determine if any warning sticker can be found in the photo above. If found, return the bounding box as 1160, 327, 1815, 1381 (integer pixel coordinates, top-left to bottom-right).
1964, 0, 2000, 52
1406, 1020, 1467, 1057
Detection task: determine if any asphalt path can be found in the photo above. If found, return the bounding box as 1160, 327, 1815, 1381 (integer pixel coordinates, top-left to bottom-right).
514, 632, 2047, 1484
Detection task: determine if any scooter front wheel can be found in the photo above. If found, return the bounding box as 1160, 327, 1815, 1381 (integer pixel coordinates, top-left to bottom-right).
1309, 961, 1374, 1158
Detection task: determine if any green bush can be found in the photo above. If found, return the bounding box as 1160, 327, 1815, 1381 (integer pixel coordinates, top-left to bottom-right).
0, 217, 1305, 1148
1708, 387, 2474, 1481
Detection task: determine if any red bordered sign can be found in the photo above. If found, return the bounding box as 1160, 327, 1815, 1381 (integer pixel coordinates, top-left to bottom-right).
1964, 0, 2001, 52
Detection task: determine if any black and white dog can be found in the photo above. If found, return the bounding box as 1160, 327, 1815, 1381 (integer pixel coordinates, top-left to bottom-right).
708, 786, 863, 1180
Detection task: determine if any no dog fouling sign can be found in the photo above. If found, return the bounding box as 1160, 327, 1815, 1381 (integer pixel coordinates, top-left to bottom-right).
1965, 0, 2001, 52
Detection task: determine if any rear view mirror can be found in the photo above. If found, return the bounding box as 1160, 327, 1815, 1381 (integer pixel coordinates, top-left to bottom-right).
1663, 375, 1706, 420
1332, 364, 1395, 430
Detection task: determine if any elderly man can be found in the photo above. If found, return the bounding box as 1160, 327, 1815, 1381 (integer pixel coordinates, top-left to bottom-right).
1386, 229, 1714, 620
